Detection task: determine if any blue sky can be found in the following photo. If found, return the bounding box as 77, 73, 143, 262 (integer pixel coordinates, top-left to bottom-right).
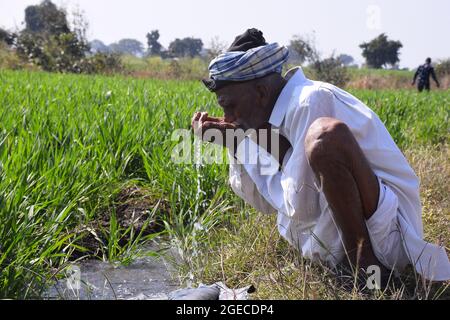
1, 0, 449, 68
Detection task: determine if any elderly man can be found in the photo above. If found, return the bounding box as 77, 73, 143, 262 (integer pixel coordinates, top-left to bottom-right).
192, 29, 449, 285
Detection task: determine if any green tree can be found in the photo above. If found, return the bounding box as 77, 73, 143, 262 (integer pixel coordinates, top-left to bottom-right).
16, 0, 89, 72
146, 30, 162, 56
89, 39, 111, 54
288, 34, 318, 64
337, 54, 355, 67
0, 28, 15, 46
288, 34, 348, 86
359, 33, 403, 69
109, 38, 144, 56
311, 56, 350, 87
24, 0, 70, 34
168, 37, 203, 57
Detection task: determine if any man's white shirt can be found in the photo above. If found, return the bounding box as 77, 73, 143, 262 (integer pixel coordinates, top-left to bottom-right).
228, 67, 450, 281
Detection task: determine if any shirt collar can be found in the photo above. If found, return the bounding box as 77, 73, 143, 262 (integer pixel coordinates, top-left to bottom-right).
269, 66, 307, 127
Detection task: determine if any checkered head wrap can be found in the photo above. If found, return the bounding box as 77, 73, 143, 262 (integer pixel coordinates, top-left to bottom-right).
202, 29, 289, 92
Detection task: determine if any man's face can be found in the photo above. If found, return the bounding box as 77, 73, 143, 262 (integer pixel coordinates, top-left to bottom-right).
215, 82, 263, 130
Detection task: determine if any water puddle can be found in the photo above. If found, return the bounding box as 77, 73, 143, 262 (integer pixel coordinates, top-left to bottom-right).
46, 245, 179, 300
45, 241, 255, 300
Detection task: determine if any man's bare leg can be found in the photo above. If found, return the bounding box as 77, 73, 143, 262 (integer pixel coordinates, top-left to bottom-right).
305, 117, 384, 270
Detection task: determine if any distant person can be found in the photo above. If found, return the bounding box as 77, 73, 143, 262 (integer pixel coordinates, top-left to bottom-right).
412, 58, 440, 92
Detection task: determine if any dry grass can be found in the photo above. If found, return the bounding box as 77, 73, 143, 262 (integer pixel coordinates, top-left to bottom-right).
182, 145, 449, 300
347, 74, 450, 90
406, 145, 449, 247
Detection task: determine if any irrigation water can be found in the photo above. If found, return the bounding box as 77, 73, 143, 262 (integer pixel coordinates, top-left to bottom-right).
45, 244, 179, 300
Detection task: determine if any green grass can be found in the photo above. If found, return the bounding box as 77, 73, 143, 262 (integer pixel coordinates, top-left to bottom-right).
0, 70, 233, 298
350, 90, 449, 146
0, 69, 448, 299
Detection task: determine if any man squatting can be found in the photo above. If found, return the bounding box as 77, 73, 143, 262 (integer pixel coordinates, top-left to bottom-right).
192, 29, 449, 286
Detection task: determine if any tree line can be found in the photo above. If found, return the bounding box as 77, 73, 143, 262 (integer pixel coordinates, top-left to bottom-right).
0, 0, 411, 77
90, 31, 204, 59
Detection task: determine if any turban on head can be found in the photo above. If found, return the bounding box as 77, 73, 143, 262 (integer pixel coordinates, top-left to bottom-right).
202, 28, 290, 92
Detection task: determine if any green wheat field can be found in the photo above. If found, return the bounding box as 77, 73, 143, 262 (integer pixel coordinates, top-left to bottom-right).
0, 70, 448, 299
